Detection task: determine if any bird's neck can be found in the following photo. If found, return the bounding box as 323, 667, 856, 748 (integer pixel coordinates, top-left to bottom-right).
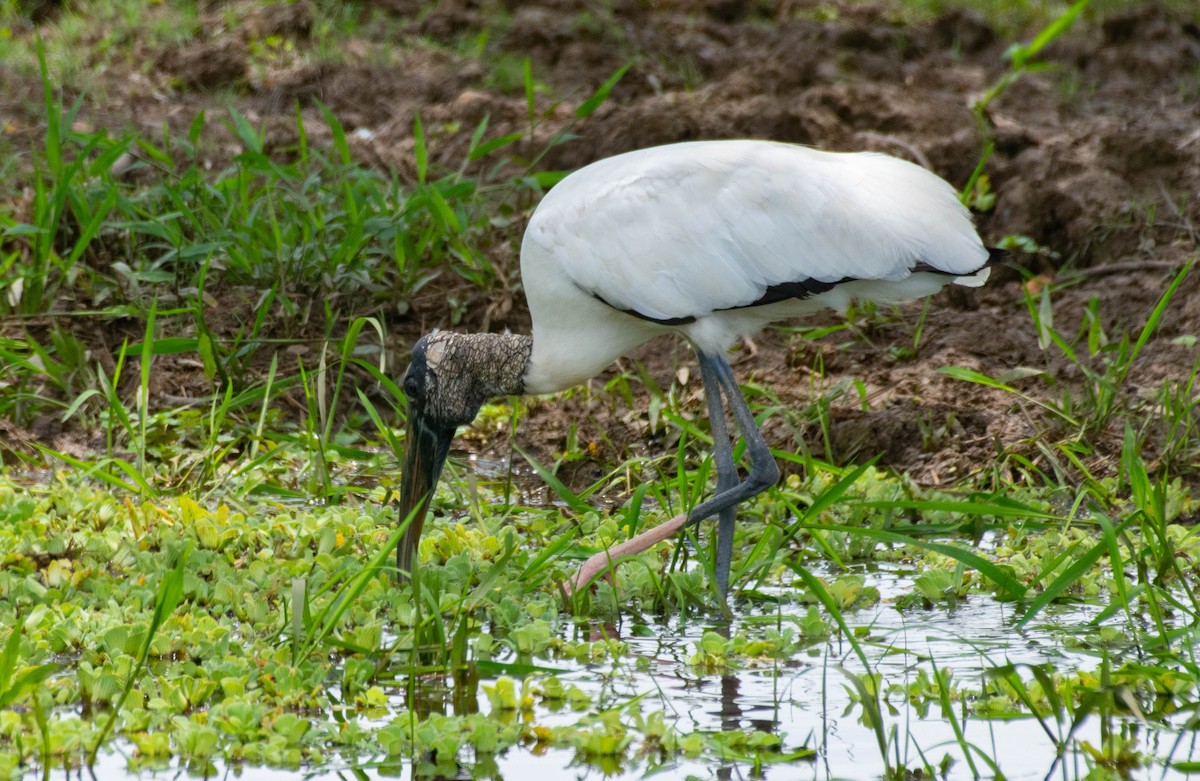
450, 332, 534, 398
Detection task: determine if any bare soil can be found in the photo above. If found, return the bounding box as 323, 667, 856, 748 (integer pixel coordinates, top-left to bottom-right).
3, 1, 1200, 489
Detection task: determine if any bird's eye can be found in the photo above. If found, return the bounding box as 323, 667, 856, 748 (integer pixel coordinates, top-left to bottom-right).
403, 373, 421, 399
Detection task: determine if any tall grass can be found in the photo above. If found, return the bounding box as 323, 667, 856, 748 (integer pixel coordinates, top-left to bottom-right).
0, 51, 560, 500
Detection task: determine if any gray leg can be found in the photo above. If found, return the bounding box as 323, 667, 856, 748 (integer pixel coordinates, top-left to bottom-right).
712, 354, 780, 491
698, 353, 738, 596
688, 351, 782, 594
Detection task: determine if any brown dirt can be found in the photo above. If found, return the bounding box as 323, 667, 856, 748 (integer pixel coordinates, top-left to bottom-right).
3, 1, 1199, 489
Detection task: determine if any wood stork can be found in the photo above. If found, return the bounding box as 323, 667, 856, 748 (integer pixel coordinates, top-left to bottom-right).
397, 139, 992, 596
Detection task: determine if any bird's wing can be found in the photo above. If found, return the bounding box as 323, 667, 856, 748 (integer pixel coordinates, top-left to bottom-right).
524, 141, 987, 322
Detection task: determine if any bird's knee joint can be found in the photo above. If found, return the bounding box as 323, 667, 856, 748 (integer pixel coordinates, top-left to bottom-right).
750, 459, 781, 491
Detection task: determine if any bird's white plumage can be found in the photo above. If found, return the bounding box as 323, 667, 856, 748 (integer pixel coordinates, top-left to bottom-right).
520, 140, 989, 394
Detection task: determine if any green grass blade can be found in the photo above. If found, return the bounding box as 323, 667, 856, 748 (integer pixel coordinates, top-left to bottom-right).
940, 365, 1079, 428
357, 389, 403, 459
931, 658, 980, 778
413, 113, 427, 184
316, 99, 352, 166
468, 132, 524, 161
65, 189, 117, 265
302, 510, 415, 657
88, 545, 190, 764
855, 497, 1060, 520
786, 562, 887, 760
0, 621, 22, 696
1014, 0, 1091, 68
1123, 260, 1193, 382
515, 444, 591, 516
575, 63, 631, 119
33, 446, 146, 495
137, 302, 156, 474
0, 663, 57, 708
36, 36, 61, 178
1015, 517, 1132, 629
780, 459, 875, 547
807, 523, 1027, 600
521, 523, 579, 581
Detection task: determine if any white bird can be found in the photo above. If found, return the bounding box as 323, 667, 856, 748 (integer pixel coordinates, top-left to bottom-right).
397, 140, 993, 595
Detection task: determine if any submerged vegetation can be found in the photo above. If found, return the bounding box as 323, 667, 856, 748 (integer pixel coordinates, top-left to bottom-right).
2, 0, 1200, 778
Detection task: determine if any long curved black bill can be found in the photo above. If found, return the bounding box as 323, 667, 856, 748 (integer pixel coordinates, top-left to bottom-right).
396, 412, 453, 580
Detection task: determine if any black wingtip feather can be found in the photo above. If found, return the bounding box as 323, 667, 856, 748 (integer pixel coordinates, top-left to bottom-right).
595, 249, 1004, 326
594, 292, 697, 325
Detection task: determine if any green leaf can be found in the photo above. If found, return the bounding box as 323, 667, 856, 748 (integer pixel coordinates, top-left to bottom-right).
188, 109, 206, 146
476, 657, 568, 675
1014, 0, 1091, 68
525, 170, 567, 189
317, 99, 352, 166
808, 523, 1027, 601
413, 113, 427, 184
515, 445, 591, 516
468, 132, 525, 161
1126, 260, 1192, 378
226, 106, 263, 155
0, 664, 57, 707
576, 63, 631, 119
0, 621, 22, 696
939, 365, 1078, 428
123, 337, 199, 356
1015, 518, 1129, 628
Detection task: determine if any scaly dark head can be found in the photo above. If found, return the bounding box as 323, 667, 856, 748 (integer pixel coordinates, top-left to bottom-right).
396, 332, 529, 578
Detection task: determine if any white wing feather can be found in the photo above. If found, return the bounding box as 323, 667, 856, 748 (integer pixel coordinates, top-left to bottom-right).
524, 140, 987, 322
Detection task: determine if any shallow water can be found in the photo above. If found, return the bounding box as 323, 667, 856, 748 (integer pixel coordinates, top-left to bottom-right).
63, 562, 1200, 781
